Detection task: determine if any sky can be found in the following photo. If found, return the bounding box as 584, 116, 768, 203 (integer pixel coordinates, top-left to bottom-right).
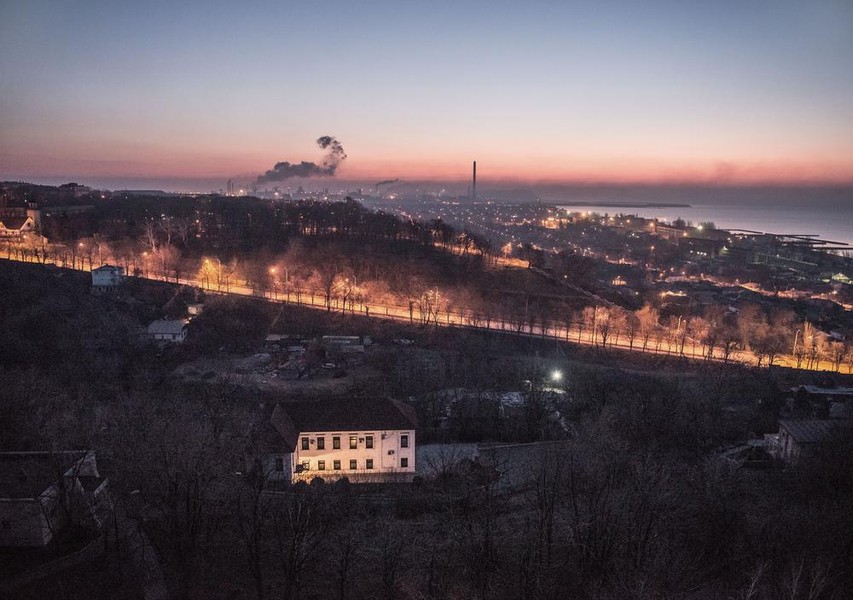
1, 0, 852, 190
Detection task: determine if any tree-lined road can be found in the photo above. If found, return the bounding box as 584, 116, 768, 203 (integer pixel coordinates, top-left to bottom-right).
4, 254, 849, 374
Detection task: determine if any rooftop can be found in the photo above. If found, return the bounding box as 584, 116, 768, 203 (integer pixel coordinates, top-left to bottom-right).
269, 398, 417, 449
793, 385, 853, 397
0, 451, 88, 499
0, 216, 30, 230
92, 264, 123, 273
779, 420, 838, 444
146, 319, 188, 335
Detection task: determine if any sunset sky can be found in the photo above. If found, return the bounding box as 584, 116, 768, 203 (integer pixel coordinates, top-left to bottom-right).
2, 0, 852, 189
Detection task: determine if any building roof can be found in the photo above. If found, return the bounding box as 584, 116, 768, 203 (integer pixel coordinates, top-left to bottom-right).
270, 398, 417, 448
146, 319, 188, 335
779, 420, 837, 444
793, 385, 853, 397
0, 216, 30, 230
92, 264, 123, 273
0, 451, 88, 499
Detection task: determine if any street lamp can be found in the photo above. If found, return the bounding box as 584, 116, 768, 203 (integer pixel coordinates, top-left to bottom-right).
269, 267, 277, 300
204, 258, 222, 290
792, 329, 801, 361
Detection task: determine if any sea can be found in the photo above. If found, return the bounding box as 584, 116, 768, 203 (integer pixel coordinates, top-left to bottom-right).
549, 186, 853, 247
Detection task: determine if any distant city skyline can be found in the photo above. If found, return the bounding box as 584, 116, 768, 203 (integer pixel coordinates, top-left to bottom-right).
2, 1, 852, 187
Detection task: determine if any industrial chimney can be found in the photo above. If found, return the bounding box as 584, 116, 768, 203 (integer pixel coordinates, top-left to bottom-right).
472, 160, 477, 202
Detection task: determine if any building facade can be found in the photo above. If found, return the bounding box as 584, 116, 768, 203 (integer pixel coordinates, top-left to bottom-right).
775, 420, 837, 464
145, 319, 189, 343
260, 398, 417, 483
91, 264, 124, 292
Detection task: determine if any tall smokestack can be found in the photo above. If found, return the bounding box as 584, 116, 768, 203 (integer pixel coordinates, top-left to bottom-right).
472, 160, 477, 202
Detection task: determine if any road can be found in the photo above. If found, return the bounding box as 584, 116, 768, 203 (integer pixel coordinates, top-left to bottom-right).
3, 254, 850, 374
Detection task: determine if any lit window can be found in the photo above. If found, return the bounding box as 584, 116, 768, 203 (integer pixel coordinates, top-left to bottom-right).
366, 459, 373, 470
333, 436, 341, 449
349, 435, 358, 449
365, 435, 373, 449
350, 459, 357, 470
401, 434, 409, 448
400, 458, 408, 468
317, 436, 325, 450
318, 460, 325, 471
301, 437, 309, 451
274, 457, 284, 472
333, 460, 341, 470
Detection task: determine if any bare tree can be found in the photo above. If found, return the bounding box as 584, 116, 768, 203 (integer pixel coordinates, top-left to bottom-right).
235, 466, 272, 600
270, 483, 329, 600
143, 219, 159, 252
636, 304, 659, 353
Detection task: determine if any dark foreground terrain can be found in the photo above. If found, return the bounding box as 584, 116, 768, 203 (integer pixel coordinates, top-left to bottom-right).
1, 260, 852, 600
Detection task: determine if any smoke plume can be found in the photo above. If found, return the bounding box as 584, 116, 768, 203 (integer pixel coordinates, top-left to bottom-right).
256, 136, 347, 184
375, 178, 400, 187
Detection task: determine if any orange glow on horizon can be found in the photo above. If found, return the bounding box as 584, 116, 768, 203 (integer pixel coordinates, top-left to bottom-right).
5, 146, 853, 187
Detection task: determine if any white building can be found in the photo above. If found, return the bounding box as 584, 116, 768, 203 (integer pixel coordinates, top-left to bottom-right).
91, 264, 124, 292
145, 319, 189, 343
0, 451, 108, 547
259, 398, 418, 483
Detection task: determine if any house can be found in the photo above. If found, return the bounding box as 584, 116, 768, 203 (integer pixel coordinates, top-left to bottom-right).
257, 398, 417, 483
791, 385, 853, 419
91, 264, 124, 293
57, 182, 91, 199
0, 215, 36, 238
791, 385, 853, 403
322, 335, 371, 354
145, 319, 189, 343
0, 204, 40, 237
774, 420, 838, 464
0, 451, 108, 547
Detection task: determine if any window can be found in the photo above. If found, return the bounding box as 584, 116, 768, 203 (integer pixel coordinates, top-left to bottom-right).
333, 436, 341, 449
401, 434, 409, 448
318, 460, 325, 471
349, 435, 358, 449
333, 460, 341, 470
274, 457, 284, 472
301, 437, 309, 451
317, 436, 325, 450
350, 459, 357, 470
400, 458, 408, 468
301, 460, 310, 471
366, 459, 373, 470
365, 435, 373, 449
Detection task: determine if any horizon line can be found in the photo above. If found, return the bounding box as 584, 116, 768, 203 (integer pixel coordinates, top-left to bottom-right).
5, 175, 853, 192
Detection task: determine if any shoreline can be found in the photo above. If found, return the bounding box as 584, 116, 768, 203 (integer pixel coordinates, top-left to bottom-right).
556, 202, 691, 208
